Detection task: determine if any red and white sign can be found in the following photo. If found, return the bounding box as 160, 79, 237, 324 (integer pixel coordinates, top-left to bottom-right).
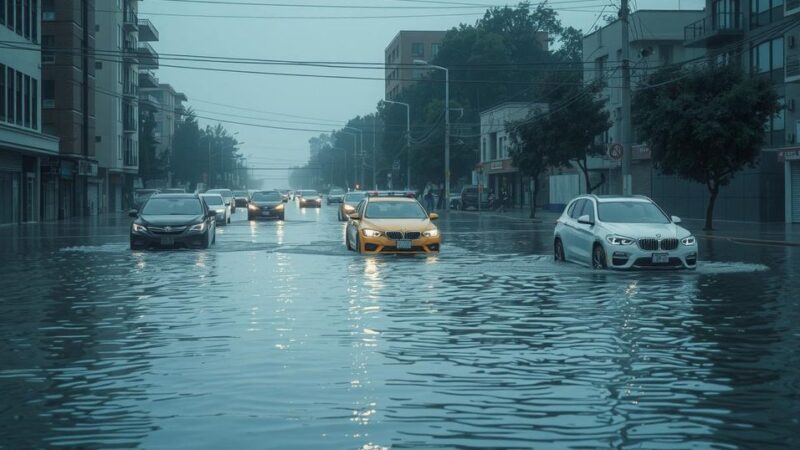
778, 148, 800, 162
608, 143, 623, 160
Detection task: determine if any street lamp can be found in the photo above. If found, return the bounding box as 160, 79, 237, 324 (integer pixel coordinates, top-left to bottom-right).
383, 100, 411, 190
343, 126, 363, 188
339, 131, 358, 189
413, 59, 450, 204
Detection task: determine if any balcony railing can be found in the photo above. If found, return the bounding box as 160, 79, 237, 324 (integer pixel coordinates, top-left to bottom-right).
138, 43, 159, 69
138, 70, 159, 88
788, 0, 800, 14
124, 148, 138, 168
123, 110, 137, 133
684, 12, 744, 47
137, 18, 160, 42
787, 54, 800, 82
139, 94, 160, 112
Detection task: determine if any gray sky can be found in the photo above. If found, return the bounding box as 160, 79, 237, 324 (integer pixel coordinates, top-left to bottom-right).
140, 0, 704, 188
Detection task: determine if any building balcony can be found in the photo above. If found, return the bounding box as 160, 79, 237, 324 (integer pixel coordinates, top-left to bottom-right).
788, 0, 800, 15
139, 94, 160, 113
123, 150, 138, 170
123, 111, 137, 134
138, 19, 159, 42
138, 70, 159, 88
123, 9, 138, 32
138, 43, 159, 69
123, 45, 139, 63
684, 13, 744, 47
123, 82, 138, 98
787, 54, 800, 83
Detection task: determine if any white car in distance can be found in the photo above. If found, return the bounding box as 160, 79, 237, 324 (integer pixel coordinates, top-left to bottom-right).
200, 194, 231, 225
554, 195, 698, 270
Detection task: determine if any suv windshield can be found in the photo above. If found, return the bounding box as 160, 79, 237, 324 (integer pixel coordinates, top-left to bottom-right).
201, 195, 223, 206
142, 198, 203, 216
366, 201, 427, 219
598, 201, 670, 224
252, 192, 282, 202
344, 193, 366, 203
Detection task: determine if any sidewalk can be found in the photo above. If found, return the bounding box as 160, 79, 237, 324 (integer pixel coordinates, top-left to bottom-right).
448, 207, 800, 247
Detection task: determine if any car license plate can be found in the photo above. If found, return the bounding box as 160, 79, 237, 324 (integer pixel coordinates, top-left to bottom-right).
397, 240, 412, 250
262, 210, 272, 216
652, 253, 669, 264
160, 236, 175, 246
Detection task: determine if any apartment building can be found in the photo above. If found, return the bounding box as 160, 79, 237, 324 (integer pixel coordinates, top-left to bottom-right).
139, 83, 186, 187
384, 31, 447, 100
476, 102, 548, 209
40, 0, 96, 219
0, 0, 60, 224
571, 10, 705, 209
680, 0, 799, 222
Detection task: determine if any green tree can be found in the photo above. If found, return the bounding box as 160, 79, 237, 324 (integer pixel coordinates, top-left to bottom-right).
507, 106, 552, 218
171, 110, 203, 189
138, 111, 162, 183
633, 64, 779, 230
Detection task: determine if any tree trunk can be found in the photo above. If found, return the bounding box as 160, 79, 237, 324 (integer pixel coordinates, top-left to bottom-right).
530, 176, 538, 219
578, 157, 592, 194
705, 182, 719, 231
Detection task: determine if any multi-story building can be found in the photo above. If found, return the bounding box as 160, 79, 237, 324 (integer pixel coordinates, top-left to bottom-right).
476, 102, 548, 209
571, 9, 705, 210
384, 31, 447, 100
139, 83, 186, 171
40, 0, 96, 219
0, 0, 60, 224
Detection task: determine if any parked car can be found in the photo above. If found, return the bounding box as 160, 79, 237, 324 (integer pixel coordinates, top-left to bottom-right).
553, 195, 698, 270
206, 189, 236, 213
232, 190, 250, 207
296, 190, 322, 208
338, 191, 367, 221
458, 186, 489, 210
200, 193, 231, 225
247, 191, 285, 221
129, 194, 216, 250
327, 188, 345, 204
133, 189, 159, 210
449, 193, 461, 210
345, 192, 440, 254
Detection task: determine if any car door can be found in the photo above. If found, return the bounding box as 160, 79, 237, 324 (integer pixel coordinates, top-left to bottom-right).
560, 199, 584, 260
572, 199, 597, 264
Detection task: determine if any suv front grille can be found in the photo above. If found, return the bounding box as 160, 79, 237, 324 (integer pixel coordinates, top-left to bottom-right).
638, 238, 659, 251
386, 231, 403, 240
660, 238, 679, 250
638, 238, 679, 251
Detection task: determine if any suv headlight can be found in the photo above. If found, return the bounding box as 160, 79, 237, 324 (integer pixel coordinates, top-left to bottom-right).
132, 223, 147, 233
362, 229, 382, 238
248, 203, 258, 210
189, 222, 206, 232
423, 229, 439, 238
606, 235, 635, 246
681, 236, 696, 246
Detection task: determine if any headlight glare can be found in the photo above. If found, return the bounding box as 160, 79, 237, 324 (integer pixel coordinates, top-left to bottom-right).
606, 235, 635, 246
423, 229, 439, 238
132, 223, 147, 233
248, 204, 258, 210
343, 205, 355, 212
681, 236, 696, 246
362, 229, 382, 238
275, 203, 285, 211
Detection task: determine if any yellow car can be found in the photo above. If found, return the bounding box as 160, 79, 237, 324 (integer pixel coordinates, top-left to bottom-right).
345, 192, 441, 254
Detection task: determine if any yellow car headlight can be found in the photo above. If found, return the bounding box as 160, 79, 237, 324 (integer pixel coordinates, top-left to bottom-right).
362, 229, 382, 238
423, 229, 439, 238
343, 204, 355, 212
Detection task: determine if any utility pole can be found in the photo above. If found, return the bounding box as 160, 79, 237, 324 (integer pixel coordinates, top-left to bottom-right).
384, 100, 411, 191
620, 0, 633, 196
372, 116, 377, 190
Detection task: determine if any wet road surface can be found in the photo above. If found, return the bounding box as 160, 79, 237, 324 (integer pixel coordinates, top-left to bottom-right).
1, 201, 799, 449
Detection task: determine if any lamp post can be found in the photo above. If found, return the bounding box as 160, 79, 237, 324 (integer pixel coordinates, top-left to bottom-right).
340, 131, 357, 189
383, 100, 411, 190
343, 126, 363, 188
414, 59, 450, 203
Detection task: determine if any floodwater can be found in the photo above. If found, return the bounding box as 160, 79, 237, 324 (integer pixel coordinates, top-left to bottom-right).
1, 202, 798, 449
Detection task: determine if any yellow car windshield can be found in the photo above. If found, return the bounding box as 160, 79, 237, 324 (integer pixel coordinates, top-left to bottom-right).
365, 201, 427, 219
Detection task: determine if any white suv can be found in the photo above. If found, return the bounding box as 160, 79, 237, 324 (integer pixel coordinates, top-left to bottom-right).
554, 195, 698, 270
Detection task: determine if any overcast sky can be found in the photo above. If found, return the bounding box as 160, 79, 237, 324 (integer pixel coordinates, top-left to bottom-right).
139, 0, 704, 188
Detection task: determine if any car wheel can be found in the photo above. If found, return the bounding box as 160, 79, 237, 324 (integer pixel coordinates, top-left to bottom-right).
355, 233, 362, 254
592, 244, 607, 270
200, 231, 211, 249
554, 238, 565, 262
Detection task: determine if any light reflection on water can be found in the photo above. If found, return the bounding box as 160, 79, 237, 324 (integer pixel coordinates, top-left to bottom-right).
0, 207, 797, 449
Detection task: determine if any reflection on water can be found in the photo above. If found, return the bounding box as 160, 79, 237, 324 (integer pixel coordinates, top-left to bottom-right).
0, 207, 798, 449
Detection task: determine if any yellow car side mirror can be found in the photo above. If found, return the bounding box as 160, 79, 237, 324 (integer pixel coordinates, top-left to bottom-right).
429, 213, 439, 221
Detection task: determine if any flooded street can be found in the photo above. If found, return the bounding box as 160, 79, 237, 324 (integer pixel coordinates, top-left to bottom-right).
1, 203, 799, 449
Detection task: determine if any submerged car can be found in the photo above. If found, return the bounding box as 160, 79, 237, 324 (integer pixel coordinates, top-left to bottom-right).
206, 189, 236, 213
327, 188, 345, 204
297, 190, 322, 208
248, 190, 285, 221
200, 193, 230, 225
553, 195, 698, 270
338, 191, 366, 221
129, 194, 216, 250
232, 190, 250, 207
345, 192, 441, 254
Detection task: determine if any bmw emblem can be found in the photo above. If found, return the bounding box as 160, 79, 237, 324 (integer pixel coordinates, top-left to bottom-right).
656, 233, 662, 239
165, 226, 172, 232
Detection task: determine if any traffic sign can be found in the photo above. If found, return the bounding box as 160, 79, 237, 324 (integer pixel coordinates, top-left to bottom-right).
608, 143, 623, 160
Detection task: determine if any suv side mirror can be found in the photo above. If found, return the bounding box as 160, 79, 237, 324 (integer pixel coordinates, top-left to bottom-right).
429, 212, 439, 221
128, 209, 138, 218
578, 214, 594, 226
671, 215, 682, 224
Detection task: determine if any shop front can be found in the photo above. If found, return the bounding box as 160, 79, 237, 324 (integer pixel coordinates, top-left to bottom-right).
484, 159, 529, 209
782, 148, 800, 223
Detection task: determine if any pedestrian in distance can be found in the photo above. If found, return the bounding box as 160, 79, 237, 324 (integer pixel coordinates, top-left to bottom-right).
436, 182, 445, 210
423, 182, 435, 212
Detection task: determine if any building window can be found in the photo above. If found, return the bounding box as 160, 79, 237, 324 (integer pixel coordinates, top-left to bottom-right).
30, 0, 36, 42
0, 64, 4, 123
773, 97, 785, 131
772, 37, 784, 70
751, 37, 784, 73
0, 0, 5, 26
432, 43, 441, 58
42, 35, 55, 63
22, 0, 29, 39
31, 77, 36, 129
6, 67, 13, 123
23, 74, 30, 128
751, 0, 783, 28
411, 42, 424, 58
42, 0, 54, 21
95, 61, 103, 70
15, 71, 22, 126
14, 0, 21, 35
6, 0, 13, 30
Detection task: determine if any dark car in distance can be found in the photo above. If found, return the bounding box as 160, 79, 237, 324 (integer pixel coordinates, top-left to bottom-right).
232, 190, 250, 207
327, 188, 345, 205
459, 186, 489, 210
129, 194, 216, 250
247, 191, 286, 221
